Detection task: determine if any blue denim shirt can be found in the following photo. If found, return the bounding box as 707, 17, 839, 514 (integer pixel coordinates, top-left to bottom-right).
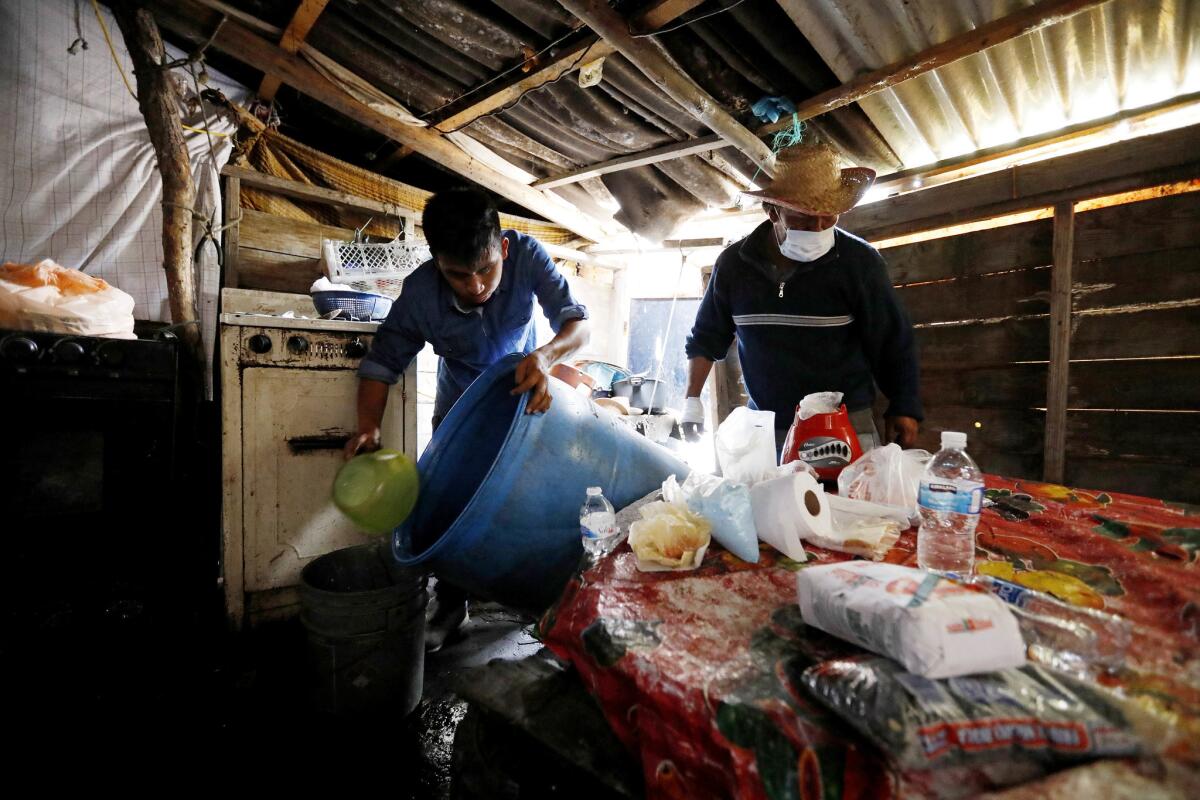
358, 230, 588, 418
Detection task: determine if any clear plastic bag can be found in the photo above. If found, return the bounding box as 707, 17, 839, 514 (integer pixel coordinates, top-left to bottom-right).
627, 499, 711, 571
836, 443, 931, 516
714, 406, 776, 485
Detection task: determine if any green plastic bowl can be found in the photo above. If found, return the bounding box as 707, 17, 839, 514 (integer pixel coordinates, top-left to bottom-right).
332, 449, 420, 534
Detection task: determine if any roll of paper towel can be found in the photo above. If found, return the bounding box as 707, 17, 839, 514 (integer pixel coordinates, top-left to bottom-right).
749, 471, 832, 561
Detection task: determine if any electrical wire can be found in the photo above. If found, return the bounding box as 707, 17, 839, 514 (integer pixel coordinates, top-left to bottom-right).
629, 0, 750, 38
433, 45, 592, 134
418, 25, 594, 122
90, 0, 137, 101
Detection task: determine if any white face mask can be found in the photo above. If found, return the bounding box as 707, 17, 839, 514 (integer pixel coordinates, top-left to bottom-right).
778, 226, 836, 262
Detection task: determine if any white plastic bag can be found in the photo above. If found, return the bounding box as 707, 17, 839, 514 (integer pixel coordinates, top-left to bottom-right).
796, 561, 1027, 678
837, 443, 931, 516
715, 406, 776, 485
0, 260, 135, 338
798, 391, 843, 420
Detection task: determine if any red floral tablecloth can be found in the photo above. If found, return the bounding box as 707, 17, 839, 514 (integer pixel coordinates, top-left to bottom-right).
540, 477, 1200, 799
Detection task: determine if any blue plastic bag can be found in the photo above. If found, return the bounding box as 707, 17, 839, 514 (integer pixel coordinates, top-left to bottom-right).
665, 473, 760, 563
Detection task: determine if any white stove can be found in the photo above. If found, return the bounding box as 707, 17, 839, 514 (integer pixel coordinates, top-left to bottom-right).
219, 289, 418, 628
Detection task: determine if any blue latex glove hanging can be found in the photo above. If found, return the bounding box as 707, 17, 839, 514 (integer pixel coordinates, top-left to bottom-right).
751, 95, 796, 124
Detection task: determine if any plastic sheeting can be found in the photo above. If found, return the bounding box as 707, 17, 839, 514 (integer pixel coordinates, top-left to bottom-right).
542, 475, 1200, 799
0, 0, 249, 393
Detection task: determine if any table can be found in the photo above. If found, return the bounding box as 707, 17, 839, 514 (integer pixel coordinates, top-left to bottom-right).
541, 476, 1200, 799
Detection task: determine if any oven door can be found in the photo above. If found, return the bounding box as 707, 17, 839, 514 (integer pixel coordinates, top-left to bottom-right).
241, 367, 405, 595
0, 388, 181, 628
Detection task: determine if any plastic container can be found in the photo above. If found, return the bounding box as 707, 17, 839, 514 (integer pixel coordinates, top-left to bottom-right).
580, 487, 619, 557
332, 449, 420, 534
321, 237, 429, 296
311, 289, 393, 321
916, 431, 984, 575
391, 353, 689, 612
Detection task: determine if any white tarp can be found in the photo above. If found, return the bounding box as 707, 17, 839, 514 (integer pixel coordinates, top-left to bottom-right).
0, 0, 249, 393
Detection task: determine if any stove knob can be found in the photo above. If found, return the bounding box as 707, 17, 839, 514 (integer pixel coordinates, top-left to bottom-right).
345, 337, 367, 359
52, 340, 86, 364
2, 336, 39, 362
247, 334, 272, 354
96, 342, 126, 367
287, 335, 310, 355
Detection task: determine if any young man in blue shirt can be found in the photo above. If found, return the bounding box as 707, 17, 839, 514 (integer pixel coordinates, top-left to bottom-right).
345, 186, 590, 649
682, 142, 921, 455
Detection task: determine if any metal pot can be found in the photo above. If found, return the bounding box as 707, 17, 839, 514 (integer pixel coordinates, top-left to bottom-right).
611, 376, 668, 413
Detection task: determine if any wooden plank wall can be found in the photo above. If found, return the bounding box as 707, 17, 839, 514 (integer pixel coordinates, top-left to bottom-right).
876, 189, 1200, 501
237, 208, 356, 294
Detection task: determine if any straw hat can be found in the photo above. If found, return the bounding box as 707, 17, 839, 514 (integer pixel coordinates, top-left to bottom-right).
745, 142, 876, 216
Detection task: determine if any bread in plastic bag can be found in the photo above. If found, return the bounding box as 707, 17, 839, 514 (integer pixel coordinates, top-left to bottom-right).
0, 260, 135, 338
627, 500, 711, 571
837, 443, 931, 517
796, 561, 1027, 679
664, 473, 759, 563
714, 406, 777, 485
801, 656, 1142, 771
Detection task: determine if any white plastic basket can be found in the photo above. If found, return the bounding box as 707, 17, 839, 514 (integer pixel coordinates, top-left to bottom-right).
321, 237, 431, 298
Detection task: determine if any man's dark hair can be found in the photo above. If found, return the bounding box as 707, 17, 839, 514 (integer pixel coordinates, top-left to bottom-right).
422, 187, 502, 267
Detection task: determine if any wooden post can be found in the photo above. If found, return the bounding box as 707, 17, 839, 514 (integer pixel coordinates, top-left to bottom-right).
556, 0, 776, 178
110, 1, 204, 377
221, 174, 240, 288
1044, 201, 1075, 484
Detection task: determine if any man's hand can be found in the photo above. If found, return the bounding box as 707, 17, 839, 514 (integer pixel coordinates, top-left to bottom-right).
885, 415, 919, 448
680, 396, 705, 442
512, 350, 552, 414
344, 428, 381, 460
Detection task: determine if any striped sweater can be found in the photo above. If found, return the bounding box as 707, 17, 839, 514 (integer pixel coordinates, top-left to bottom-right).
685, 222, 923, 426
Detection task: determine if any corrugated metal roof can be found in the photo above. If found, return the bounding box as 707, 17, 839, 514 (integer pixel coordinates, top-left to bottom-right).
780, 0, 1200, 168
191, 0, 1200, 240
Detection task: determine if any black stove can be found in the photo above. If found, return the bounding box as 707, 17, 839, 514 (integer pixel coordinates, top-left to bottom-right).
1, 328, 180, 399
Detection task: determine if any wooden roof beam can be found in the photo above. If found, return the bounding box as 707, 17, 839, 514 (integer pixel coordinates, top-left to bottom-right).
557, 0, 776, 178
535, 0, 1112, 189
151, 1, 617, 242
259, 0, 331, 102
428, 0, 706, 134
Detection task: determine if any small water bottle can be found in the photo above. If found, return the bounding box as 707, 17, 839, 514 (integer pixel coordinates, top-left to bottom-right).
917, 431, 984, 576
580, 486, 618, 558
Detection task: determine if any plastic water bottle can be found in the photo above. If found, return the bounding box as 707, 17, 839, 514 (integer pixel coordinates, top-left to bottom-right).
970, 573, 1132, 678
917, 431, 984, 575
580, 486, 618, 557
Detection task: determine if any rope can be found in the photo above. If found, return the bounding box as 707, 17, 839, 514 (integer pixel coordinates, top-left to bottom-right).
751, 112, 807, 184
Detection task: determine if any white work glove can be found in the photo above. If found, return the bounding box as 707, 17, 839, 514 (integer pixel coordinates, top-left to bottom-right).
680, 396, 705, 442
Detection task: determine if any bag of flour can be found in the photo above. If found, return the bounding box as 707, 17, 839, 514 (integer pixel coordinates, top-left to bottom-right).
796, 561, 1026, 678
